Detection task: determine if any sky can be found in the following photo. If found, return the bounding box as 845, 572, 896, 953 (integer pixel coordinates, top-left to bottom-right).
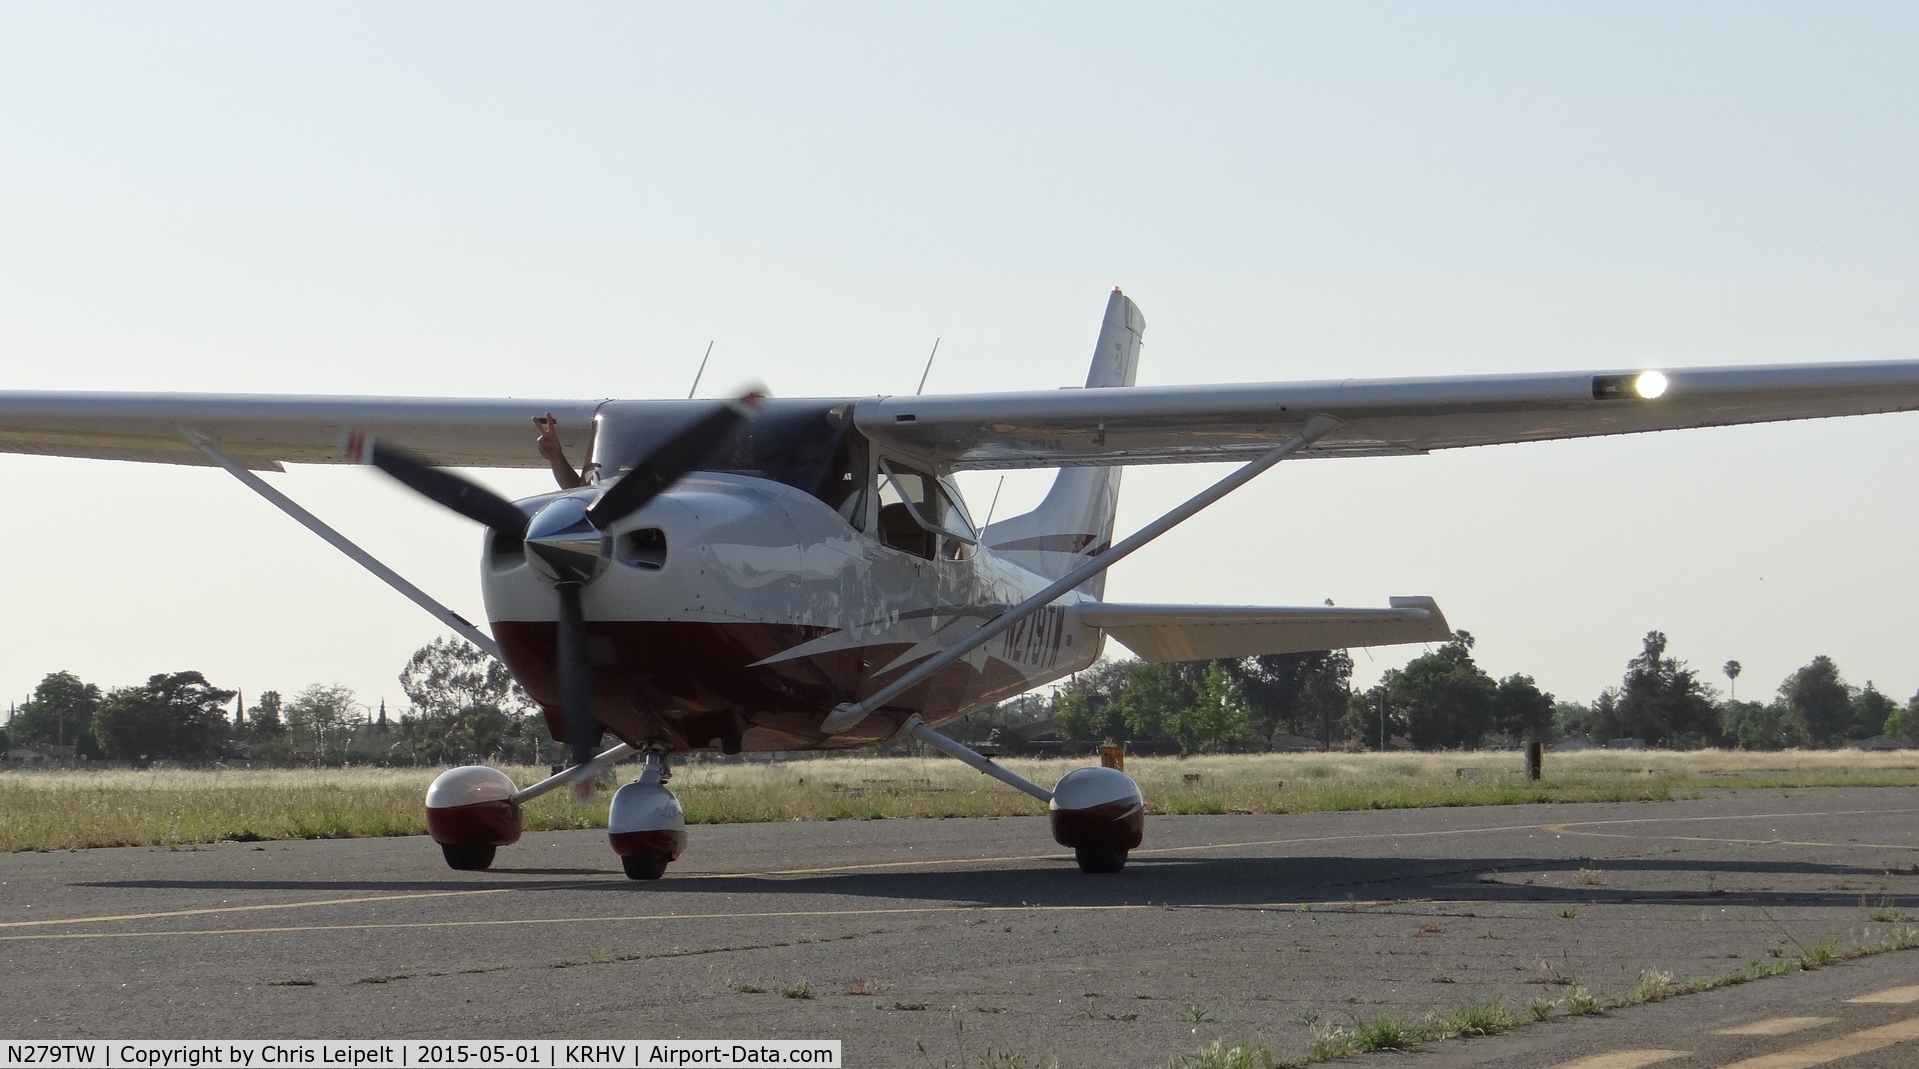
2, 3, 1917, 720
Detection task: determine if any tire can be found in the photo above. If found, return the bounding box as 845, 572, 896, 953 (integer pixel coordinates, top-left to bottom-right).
622, 855, 670, 880
441, 843, 496, 871
1074, 845, 1127, 874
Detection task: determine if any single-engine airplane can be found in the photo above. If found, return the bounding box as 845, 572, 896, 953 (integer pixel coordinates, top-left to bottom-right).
5, 289, 1918, 878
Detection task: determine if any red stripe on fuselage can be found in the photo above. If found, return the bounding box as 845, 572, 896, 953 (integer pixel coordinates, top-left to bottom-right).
492, 619, 1043, 753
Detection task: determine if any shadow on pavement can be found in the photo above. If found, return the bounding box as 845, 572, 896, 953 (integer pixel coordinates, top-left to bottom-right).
73, 852, 1919, 913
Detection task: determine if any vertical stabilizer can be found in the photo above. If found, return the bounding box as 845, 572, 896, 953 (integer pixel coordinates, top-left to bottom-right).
981, 289, 1143, 596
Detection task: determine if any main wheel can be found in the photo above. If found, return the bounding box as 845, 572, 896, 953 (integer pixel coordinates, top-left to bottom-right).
441, 843, 497, 871
1074, 844, 1127, 874
622, 855, 670, 880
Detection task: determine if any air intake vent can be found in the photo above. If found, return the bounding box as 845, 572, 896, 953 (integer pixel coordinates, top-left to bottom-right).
621, 527, 668, 570
489, 527, 525, 570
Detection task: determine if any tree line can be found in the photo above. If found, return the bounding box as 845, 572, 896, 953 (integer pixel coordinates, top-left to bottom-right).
2, 638, 561, 766
8, 628, 1915, 764
1034, 629, 1917, 753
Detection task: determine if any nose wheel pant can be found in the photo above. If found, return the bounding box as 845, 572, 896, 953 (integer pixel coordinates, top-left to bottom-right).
608, 750, 686, 880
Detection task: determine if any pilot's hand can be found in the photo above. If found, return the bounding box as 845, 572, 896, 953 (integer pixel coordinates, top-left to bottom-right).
534, 414, 565, 464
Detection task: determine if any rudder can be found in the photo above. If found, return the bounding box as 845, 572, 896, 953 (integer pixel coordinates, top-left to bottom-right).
981, 289, 1142, 593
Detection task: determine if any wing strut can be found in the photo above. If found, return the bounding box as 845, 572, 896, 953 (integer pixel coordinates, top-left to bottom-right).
902, 715, 1053, 803
509, 741, 639, 804
821, 414, 1343, 735
180, 431, 504, 660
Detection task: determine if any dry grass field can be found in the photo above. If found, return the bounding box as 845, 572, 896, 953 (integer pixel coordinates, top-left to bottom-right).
2, 748, 1916, 853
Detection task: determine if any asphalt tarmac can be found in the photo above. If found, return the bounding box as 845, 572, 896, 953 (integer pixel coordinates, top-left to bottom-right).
3, 787, 1918, 1068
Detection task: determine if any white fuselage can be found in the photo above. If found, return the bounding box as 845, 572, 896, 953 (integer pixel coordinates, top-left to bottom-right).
481, 472, 1104, 753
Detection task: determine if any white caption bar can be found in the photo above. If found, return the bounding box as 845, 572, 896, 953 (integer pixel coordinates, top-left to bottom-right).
0, 1044, 840, 1069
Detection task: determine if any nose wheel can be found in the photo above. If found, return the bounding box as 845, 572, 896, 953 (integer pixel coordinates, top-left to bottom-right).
1073, 844, 1128, 874
622, 855, 670, 880
608, 748, 686, 880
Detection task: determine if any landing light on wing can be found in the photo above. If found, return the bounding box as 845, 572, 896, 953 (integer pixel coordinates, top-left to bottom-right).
1591, 369, 1671, 400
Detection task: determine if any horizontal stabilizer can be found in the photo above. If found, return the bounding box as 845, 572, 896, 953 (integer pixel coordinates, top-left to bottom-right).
1069, 596, 1450, 662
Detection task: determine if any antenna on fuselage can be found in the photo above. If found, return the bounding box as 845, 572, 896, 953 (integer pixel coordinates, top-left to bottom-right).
687, 341, 715, 399
915, 338, 940, 395
980, 475, 1005, 535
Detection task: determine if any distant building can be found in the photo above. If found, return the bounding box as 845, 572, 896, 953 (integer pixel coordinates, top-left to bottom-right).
6, 745, 77, 766
1607, 738, 1647, 751
1552, 734, 1597, 752
1270, 734, 1326, 753
1853, 735, 1910, 752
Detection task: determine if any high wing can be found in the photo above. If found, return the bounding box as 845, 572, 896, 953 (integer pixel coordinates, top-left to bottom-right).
5, 359, 1919, 474
0, 392, 603, 470
855, 361, 1919, 469
1070, 597, 1452, 662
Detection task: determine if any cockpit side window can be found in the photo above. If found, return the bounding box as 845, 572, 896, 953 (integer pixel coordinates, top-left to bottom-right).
875, 459, 976, 561
936, 477, 977, 543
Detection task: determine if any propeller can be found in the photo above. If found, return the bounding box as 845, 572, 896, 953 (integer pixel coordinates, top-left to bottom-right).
344, 392, 763, 782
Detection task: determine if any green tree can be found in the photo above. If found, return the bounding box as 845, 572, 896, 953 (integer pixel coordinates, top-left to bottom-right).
1779, 656, 1854, 746
247, 691, 286, 741
1343, 678, 1408, 750
1049, 661, 1137, 745
1600, 631, 1719, 747
1551, 700, 1592, 740
284, 684, 365, 762
1722, 700, 1809, 751
241, 690, 290, 760
10, 671, 103, 756
400, 637, 532, 717
1163, 662, 1252, 754
1493, 674, 1556, 743
1231, 651, 1353, 745
92, 672, 235, 762
399, 637, 541, 763
1393, 632, 1498, 750
1885, 698, 1918, 741
945, 693, 1051, 747
1051, 687, 1102, 745
1851, 682, 1896, 739
1111, 662, 1184, 742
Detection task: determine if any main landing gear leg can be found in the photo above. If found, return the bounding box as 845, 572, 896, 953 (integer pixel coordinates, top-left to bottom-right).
608, 747, 686, 880
905, 717, 1146, 874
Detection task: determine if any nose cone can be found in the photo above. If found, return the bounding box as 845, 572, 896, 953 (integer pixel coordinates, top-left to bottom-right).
524, 495, 608, 583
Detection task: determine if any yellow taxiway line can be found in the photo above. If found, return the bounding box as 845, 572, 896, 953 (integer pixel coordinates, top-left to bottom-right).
1719, 1015, 1919, 1069
0, 901, 1155, 941
1540, 824, 1919, 852
0, 898, 1398, 942
0, 888, 513, 930
1546, 1051, 1689, 1069
1714, 1017, 1835, 1036
1847, 984, 1919, 1004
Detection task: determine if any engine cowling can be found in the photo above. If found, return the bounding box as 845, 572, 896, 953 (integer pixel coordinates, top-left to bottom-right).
424, 765, 524, 847
1050, 766, 1144, 873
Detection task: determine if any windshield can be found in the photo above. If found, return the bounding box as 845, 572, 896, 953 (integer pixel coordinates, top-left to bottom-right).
591, 400, 868, 525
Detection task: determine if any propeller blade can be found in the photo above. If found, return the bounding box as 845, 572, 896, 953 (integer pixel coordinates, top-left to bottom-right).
585, 392, 763, 530
553, 581, 601, 777
346, 431, 530, 535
